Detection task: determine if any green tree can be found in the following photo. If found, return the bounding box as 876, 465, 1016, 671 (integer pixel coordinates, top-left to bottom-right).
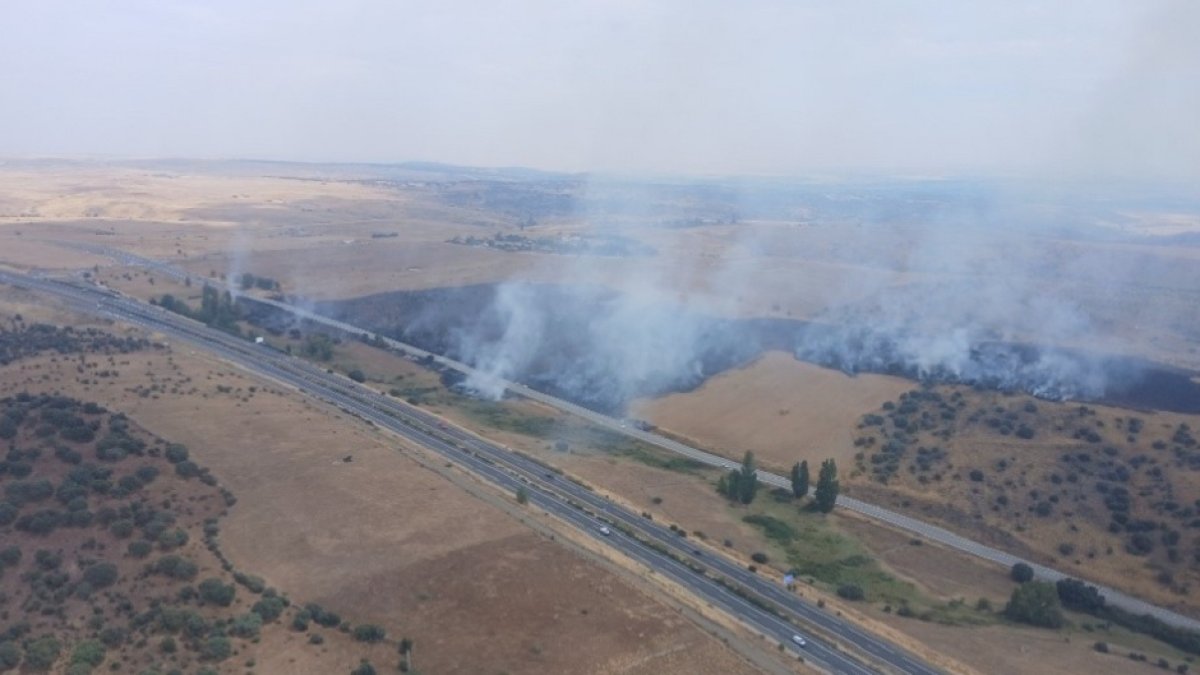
516, 486, 529, 505
791, 460, 810, 499
201, 636, 232, 661
23, 636, 62, 671
1003, 581, 1064, 628
813, 458, 839, 513
301, 333, 335, 361
736, 451, 759, 504
1010, 562, 1034, 583
229, 612, 263, 638
252, 596, 287, 622
0, 641, 20, 669
69, 639, 105, 669
198, 578, 236, 607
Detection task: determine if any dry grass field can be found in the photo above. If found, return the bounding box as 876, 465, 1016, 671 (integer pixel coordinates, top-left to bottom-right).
417, 373, 1189, 675
630, 352, 913, 471
0, 299, 765, 675
842, 385, 1200, 617
4, 160, 1200, 673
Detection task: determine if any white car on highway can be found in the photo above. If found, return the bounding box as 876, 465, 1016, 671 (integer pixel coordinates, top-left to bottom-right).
791, 634, 807, 648
598, 525, 612, 536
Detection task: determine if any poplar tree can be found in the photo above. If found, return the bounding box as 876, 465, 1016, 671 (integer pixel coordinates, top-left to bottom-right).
813, 458, 839, 513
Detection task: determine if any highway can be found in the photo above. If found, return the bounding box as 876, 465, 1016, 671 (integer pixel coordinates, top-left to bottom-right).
0, 269, 945, 675
49, 240, 1200, 629
51, 241, 1200, 632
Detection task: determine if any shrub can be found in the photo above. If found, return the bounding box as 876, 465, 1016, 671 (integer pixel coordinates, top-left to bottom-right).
0, 502, 17, 526
69, 639, 105, 668
0, 641, 20, 669
306, 603, 341, 628
351, 660, 378, 675
127, 540, 153, 559
23, 635, 62, 670
198, 578, 236, 606
83, 562, 119, 589
157, 528, 188, 550
229, 612, 263, 638
353, 624, 386, 643
292, 611, 311, 631
348, 369, 366, 383
1010, 562, 1034, 583
750, 552, 769, 565
164, 444, 189, 463
742, 515, 797, 545
0, 546, 20, 567
109, 519, 135, 538
837, 584, 866, 601
174, 461, 200, 478
233, 573, 266, 593
201, 636, 231, 661
1094, 641, 1109, 653
98, 627, 126, 648
154, 555, 198, 580
969, 469, 985, 482
252, 596, 287, 622
1057, 578, 1105, 613
34, 549, 62, 570
1004, 581, 1064, 628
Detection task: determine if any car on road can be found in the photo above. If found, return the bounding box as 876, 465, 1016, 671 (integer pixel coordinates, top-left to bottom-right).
598, 526, 612, 536
791, 634, 807, 648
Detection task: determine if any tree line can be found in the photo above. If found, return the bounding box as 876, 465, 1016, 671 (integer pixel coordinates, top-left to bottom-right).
156, 285, 242, 336
716, 452, 839, 512
1004, 563, 1200, 655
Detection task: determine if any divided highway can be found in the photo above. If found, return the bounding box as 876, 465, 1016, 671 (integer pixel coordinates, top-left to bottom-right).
49, 241, 1200, 632
65, 242, 1200, 634
0, 270, 944, 675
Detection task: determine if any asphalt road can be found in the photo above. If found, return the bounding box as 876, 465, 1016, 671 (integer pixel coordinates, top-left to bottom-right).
47, 242, 1200, 633
0, 270, 950, 675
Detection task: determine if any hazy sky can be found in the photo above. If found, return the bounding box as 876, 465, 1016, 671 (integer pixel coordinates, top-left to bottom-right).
1, 1, 1196, 179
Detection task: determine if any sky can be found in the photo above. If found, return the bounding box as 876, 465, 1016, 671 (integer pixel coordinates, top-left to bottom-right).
1, 0, 1197, 179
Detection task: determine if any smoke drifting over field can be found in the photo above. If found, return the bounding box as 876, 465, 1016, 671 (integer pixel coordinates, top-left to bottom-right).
313, 175, 1200, 415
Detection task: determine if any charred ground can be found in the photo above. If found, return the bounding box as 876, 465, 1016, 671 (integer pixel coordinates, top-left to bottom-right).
273, 283, 1200, 416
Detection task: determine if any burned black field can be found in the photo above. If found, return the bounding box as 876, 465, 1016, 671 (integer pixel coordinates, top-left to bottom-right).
245, 283, 1200, 416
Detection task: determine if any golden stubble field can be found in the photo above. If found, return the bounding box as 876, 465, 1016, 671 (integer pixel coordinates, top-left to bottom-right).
0, 298, 763, 675
631, 351, 913, 471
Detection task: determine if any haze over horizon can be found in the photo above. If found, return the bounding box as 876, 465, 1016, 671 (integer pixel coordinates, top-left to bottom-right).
2, 1, 1197, 182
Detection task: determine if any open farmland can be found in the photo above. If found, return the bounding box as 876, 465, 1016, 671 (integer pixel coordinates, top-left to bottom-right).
3, 160, 1200, 674
630, 352, 913, 470
0, 304, 767, 675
